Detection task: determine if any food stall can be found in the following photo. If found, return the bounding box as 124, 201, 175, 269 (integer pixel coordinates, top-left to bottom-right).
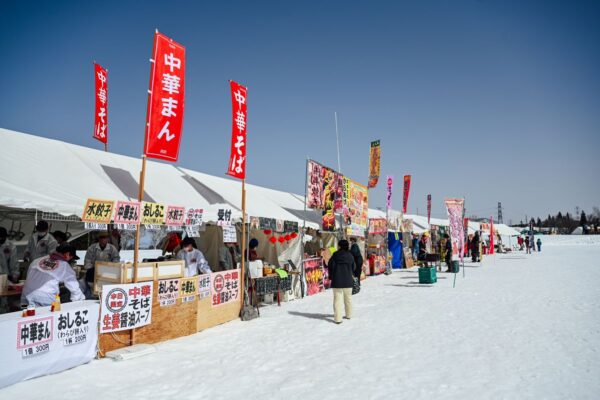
366, 218, 388, 275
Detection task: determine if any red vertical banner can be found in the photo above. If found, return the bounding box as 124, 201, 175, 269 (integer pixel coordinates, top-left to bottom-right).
463, 217, 469, 256
93, 63, 108, 144
402, 175, 411, 214
427, 194, 432, 224
489, 216, 495, 255
226, 80, 247, 179
144, 32, 186, 162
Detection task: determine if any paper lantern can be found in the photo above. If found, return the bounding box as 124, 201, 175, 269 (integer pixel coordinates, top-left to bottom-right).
263, 229, 272, 235
269, 236, 277, 244
284, 234, 291, 241
290, 232, 298, 239
278, 236, 285, 243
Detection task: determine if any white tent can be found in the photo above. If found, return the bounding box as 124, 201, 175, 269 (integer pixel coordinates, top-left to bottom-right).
0, 128, 318, 228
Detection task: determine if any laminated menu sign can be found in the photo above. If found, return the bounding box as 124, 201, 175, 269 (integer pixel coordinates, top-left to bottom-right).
222, 225, 237, 243
158, 278, 180, 307
211, 269, 240, 307
17, 316, 53, 358
142, 202, 165, 227
82, 198, 114, 227
100, 283, 153, 333
185, 208, 203, 226
198, 274, 211, 300
56, 308, 90, 346
114, 200, 141, 230
165, 205, 185, 226
179, 277, 198, 303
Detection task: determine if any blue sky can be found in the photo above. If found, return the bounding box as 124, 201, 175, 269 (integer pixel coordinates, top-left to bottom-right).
1, 0, 598, 223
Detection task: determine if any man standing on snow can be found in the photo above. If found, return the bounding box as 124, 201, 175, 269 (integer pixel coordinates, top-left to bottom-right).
327, 239, 356, 324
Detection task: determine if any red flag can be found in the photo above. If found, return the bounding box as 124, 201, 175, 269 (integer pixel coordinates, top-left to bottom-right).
226, 80, 247, 179
490, 216, 495, 255
427, 194, 432, 224
143, 32, 186, 162
402, 175, 411, 214
93, 63, 108, 144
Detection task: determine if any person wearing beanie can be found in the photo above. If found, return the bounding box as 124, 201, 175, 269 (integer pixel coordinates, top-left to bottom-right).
23, 220, 58, 262
327, 239, 356, 324
177, 237, 212, 277
0, 227, 19, 282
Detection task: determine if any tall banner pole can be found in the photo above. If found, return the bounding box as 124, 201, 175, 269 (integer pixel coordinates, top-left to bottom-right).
240, 179, 246, 308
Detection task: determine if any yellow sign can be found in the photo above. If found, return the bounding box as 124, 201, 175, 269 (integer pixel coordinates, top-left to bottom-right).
141, 202, 165, 225
82, 199, 115, 223
179, 277, 198, 299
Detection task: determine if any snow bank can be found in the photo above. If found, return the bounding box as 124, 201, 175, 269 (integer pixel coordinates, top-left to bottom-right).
2, 244, 599, 399
540, 235, 600, 246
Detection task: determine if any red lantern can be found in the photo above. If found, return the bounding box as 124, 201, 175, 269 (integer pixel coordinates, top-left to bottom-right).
263, 229, 272, 235
284, 234, 291, 241
290, 232, 298, 239
269, 236, 277, 244
278, 236, 285, 243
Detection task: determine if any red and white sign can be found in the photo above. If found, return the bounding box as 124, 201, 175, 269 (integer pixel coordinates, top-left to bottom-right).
226, 80, 247, 180
114, 201, 141, 225
165, 205, 185, 226
93, 63, 108, 144
144, 32, 186, 162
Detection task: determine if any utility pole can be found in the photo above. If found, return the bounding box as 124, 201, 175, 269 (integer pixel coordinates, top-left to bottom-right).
497, 202, 503, 224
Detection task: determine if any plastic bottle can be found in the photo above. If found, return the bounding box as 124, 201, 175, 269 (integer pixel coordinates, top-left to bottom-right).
51, 294, 61, 312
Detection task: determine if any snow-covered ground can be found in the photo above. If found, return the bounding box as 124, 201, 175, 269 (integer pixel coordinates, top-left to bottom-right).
2, 235, 599, 399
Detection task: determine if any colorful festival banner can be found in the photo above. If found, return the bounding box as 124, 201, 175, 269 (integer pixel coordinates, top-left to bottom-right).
307, 160, 324, 209
93, 63, 108, 144
144, 32, 186, 162
303, 257, 324, 296
368, 140, 380, 188
386, 175, 393, 212
343, 178, 369, 236
427, 194, 432, 225
445, 198, 465, 262
402, 175, 411, 214
321, 168, 338, 231
226, 80, 247, 179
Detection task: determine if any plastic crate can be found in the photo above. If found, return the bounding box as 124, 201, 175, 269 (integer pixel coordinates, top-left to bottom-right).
418, 267, 437, 284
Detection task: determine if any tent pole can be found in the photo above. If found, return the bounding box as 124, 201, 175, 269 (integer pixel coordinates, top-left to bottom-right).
104, 142, 108, 152
131, 155, 146, 345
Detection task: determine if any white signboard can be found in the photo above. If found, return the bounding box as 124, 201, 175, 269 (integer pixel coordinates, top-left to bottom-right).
100, 283, 153, 333
222, 225, 237, 243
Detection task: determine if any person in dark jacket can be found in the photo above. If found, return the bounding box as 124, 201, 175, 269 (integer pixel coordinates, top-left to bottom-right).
328, 240, 356, 324
471, 232, 481, 262
349, 237, 363, 282
444, 234, 453, 272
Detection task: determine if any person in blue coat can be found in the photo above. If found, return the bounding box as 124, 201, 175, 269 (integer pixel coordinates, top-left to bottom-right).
536, 238, 542, 252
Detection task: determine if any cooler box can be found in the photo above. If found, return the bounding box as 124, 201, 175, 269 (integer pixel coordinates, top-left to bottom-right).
418, 267, 437, 284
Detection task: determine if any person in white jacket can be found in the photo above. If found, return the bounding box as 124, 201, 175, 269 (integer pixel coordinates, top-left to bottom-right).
21, 244, 85, 307
0, 227, 19, 281
177, 237, 212, 277
23, 220, 58, 262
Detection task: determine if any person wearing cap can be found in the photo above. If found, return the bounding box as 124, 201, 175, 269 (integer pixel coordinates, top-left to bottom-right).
327, 239, 356, 324
23, 220, 58, 262
83, 231, 120, 292
0, 227, 19, 282
177, 237, 212, 277
21, 244, 85, 306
